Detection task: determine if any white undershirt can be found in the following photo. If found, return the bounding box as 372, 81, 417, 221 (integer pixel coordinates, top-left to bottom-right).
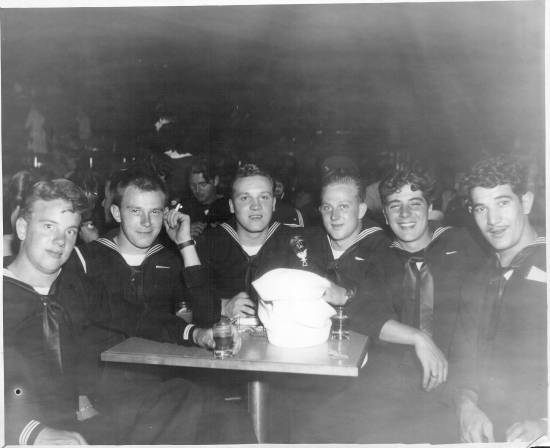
331, 247, 345, 260
120, 252, 146, 266
3, 267, 52, 295
242, 245, 261, 256
33, 285, 50, 295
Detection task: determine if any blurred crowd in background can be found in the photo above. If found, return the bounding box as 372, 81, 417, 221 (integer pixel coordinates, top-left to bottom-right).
3, 100, 546, 256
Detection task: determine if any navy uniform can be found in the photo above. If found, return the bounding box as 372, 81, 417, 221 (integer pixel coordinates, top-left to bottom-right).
450, 237, 547, 441
183, 219, 305, 325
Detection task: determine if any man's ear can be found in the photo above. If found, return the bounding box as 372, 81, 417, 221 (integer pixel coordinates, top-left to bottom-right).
10, 205, 21, 227
358, 202, 367, 219
521, 191, 534, 215
229, 198, 234, 214
15, 217, 28, 241
382, 208, 389, 225
110, 204, 122, 223
213, 176, 220, 187
272, 196, 277, 212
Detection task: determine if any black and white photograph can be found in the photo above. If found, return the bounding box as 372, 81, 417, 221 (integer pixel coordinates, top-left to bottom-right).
1, 0, 547, 446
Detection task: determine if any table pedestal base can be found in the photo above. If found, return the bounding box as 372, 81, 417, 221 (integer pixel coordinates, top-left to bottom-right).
248, 380, 268, 443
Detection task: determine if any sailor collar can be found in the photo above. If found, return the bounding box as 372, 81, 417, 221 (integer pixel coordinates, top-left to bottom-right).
389, 225, 453, 251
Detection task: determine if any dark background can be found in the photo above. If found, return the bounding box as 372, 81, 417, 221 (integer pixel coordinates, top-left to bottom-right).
1, 2, 545, 177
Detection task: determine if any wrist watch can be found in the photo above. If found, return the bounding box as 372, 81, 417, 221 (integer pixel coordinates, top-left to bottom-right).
177, 239, 196, 250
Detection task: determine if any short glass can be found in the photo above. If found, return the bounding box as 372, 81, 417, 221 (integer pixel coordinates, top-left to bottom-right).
331, 305, 350, 340
176, 301, 193, 323
213, 317, 234, 359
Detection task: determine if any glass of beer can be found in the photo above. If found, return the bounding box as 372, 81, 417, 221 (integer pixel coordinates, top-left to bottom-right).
213, 317, 234, 359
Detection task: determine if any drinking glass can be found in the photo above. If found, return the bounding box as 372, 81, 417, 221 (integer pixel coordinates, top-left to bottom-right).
331, 305, 350, 340
213, 317, 234, 359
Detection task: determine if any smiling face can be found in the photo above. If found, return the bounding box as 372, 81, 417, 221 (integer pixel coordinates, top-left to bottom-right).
320, 182, 367, 251
16, 198, 81, 276
111, 185, 166, 254
470, 184, 534, 265
229, 175, 275, 239
383, 184, 432, 252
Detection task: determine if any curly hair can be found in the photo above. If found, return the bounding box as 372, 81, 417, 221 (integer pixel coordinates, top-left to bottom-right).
379, 167, 436, 205
321, 171, 365, 202
462, 155, 528, 198
231, 163, 274, 196
19, 179, 89, 221
109, 167, 168, 207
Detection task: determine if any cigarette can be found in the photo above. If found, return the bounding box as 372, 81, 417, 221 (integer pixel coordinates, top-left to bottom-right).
175, 203, 182, 212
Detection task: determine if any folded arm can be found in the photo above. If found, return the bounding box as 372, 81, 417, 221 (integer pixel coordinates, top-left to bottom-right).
379, 320, 448, 391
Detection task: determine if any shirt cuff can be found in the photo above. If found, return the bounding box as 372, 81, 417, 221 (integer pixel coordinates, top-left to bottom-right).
183, 324, 197, 345
20, 420, 44, 445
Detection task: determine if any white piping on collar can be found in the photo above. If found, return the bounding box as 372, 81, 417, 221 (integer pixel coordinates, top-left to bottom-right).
327, 225, 384, 252
3, 267, 59, 294
499, 236, 546, 270
95, 237, 165, 261
3, 267, 18, 280
283, 210, 305, 228
297, 209, 304, 227
220, 221, 281, 248
74, 246, 87, 273
526, 236, 546, 247
389, 226, 453, 249
20, 420, 41, 445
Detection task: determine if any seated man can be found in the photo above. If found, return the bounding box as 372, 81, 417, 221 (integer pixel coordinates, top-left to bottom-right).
71, 167, 210, 345
451, 156, 547, 443
181, 156, 233, 238
346, 166, 485, 443
169, 163, 312, 442
272, 176, 305, 227
379, 166, 485, 381
3, 179, 202, 445
68, 167, 254, 444
178, 163, 307, 323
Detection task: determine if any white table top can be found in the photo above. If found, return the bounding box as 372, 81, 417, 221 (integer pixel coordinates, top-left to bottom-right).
101, 330, 369, 377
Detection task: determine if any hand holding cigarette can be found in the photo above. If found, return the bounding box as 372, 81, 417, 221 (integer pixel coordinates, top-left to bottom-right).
163, 203, 192, 243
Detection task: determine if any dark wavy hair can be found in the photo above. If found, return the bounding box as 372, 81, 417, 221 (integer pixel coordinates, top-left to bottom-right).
231, 163, 274, 197
321, 172, 365, 202
190, 156, 221, 184
19, 179, 89, 221
109, 167, 168, 207
462, 155, 528, 199
379, 167, 437, 205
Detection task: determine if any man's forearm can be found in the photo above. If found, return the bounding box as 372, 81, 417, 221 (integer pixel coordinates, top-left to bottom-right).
379, 319, 422, 345
179, 244, 200, 267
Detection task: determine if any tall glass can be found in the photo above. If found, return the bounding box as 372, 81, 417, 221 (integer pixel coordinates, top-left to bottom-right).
213, 317, 234, 359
